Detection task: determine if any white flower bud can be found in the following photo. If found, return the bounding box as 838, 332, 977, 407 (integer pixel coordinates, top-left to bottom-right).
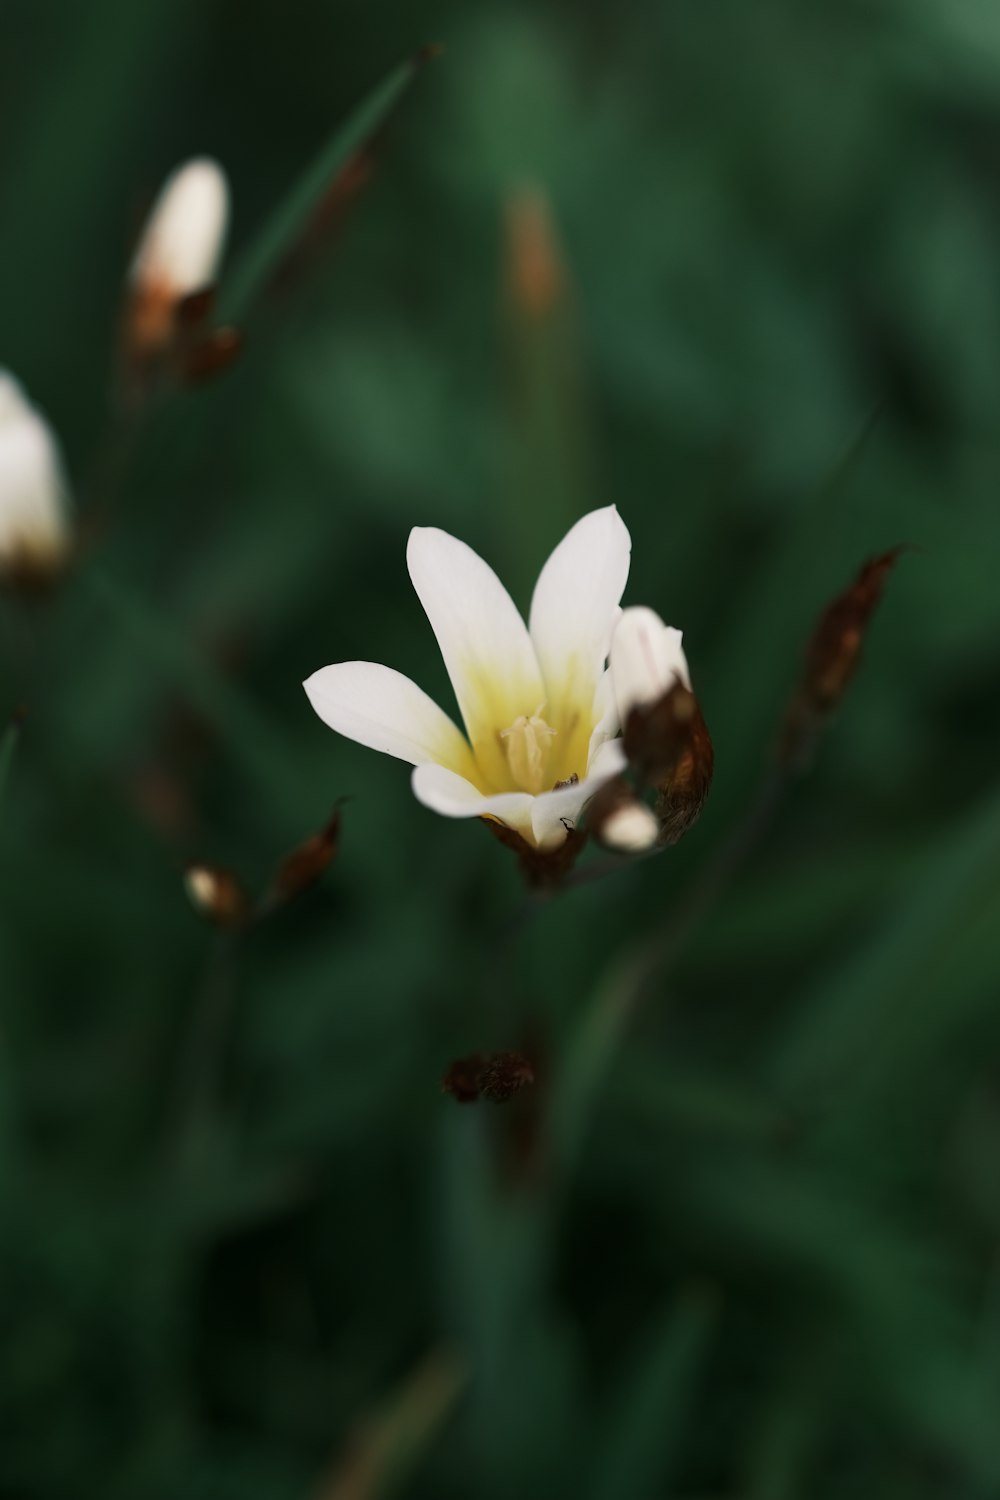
610, 606, 690, 726
597, 799, 660, 852
0, 372, 71, 584
127, 158, 229, 353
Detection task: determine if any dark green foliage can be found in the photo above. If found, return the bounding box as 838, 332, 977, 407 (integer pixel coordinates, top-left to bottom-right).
3, 1, 1000, 1496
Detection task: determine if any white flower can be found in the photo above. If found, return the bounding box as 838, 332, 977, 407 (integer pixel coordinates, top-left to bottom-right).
128, 158, 229, 350
610, 605, 690, 726
0, 371, 71, 580
305, 506, 636, 850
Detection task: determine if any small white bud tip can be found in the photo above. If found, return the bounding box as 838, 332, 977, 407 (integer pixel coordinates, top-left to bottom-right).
130, 157, 230, 306
184, 862, 248, 926
0, 371, 72, 583
610, 606, 691, 725
599, 800, 661, 853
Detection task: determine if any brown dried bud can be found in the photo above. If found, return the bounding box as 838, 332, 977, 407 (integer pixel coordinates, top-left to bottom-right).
481, 816, 587, 888
268, 807, 342, 906
184, 863, 250, 927
441, 1051, 535, 1105
623, 681, 715, 845
779, 547, 904, 767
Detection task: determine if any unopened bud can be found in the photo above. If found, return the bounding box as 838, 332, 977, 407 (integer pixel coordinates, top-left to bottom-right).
0, 372, 72, 589
442, 1051, 535, 1104
184, 863, 249, 927
610, 608, 713, 845
127, 158, 230, 357
611, 606, 691, 725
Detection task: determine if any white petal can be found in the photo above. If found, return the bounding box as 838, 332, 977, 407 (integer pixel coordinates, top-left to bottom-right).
0, 371, 70, 570
131, 157, 229, 297
411, 763, 536, 841
529, 505, 631, 717
407, 526, 544, 788
529, 737, 627, 848
610, 606, 691, 725
586, 666, 621, 766
304, 661, 477, 777
599, 801, 660, 852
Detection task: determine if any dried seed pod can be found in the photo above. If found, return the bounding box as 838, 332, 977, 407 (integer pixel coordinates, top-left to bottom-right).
441, 1051, 535, 1105
779, 547, 904, 768
184, 863, 250, 928
267, 807, 342, 906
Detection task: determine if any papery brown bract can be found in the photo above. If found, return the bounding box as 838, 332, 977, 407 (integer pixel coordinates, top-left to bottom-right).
780, 547, 904, 767
623, 681, 715, 845
481, 816, 587, 888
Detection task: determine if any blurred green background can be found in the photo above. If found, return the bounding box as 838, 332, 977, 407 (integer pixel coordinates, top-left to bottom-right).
5, 1, 1000, 1496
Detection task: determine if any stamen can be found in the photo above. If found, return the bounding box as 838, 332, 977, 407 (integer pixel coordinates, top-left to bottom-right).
500, 706, 557, 795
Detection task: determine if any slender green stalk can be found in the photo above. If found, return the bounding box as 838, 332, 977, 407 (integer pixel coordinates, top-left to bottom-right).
221, 52, 434, 324
0, 715, 22, 831
85, 567, 313, 823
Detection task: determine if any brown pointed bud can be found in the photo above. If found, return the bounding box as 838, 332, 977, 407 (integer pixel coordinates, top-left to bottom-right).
779, 547, 904, 767
481, 816, 587, 888
268, 807, 342, 907
184, 863, 250, 927
504, 186, 567, 319
586, 776, 661, 853
441, 1051, 535, 1105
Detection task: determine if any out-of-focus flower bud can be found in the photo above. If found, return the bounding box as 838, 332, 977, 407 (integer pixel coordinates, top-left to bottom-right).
126, 158, 229, 360
0, 372, 72, 589
504, 185, 566, 319
611, 607, 713, 845
779, 548, 904, 768
184, 863, 250, 928
441, 1051, 535, 1104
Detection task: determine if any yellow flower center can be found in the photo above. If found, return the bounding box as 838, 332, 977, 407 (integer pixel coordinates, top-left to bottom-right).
499, 707, 557, 795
